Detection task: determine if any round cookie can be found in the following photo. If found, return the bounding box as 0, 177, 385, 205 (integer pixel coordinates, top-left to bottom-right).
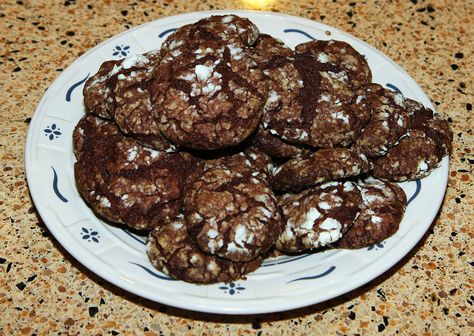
294, 39, 372, 88
184, 151, 283, 262
252, 126, 305, 159
370, 129, 441, 181
276, 181, 362, 253
160, 14, 259, 55
271, 148, 370, 191
406, 98, 453, 159
146, 217, 262, 284
105, 51, 176, 151
83, 59, 122, 119
354, 84, 410, 158
248, 34, 306, 158
150, 42, 267, 150
337, 178, 406, 249
73, 115, 193, 230
261, 40, 372, 148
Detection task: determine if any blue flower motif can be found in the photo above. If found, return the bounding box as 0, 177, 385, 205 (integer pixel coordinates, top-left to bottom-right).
112, 45, 130, 57
219, 282, 245, 295
44, 123, 61, 140
367, 242, 385, 251
81, 227, 100, 243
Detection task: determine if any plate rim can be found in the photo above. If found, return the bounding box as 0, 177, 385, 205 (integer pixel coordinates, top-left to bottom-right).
25, 9, 449, 315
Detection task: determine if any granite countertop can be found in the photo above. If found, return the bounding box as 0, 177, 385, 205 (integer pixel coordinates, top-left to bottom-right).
1, 0, 472, 334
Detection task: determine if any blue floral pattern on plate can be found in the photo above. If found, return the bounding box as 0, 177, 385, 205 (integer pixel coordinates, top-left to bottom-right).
112, 45, 130, 57
65, 73, 89, 102
219, 282, 245, 295
44, 124, 61, 140
51, 166, 68, 203
81, 227, 100, 243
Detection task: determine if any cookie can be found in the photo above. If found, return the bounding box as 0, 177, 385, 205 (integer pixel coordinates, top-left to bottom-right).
337, 178, 406, 249
271, 148, 370, 192
73, 115, 192, 230
406, 98, 453, 159
83, 59, 122, 119
371, 129, 441, 181
150, 42, 267, 150
294, 39, 372, 89
252, 126, 305, 159
104, 51, 176, 151
160, 14, 259, 55
184, 151, 283, 262
354, 84, 410, 158
248, 34, 307, 158
276, 181, 362, 252
261, 40, 371, 148
146, 217, 262, 284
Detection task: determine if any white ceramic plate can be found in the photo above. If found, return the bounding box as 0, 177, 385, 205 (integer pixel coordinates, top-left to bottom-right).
25, 10, 449, 315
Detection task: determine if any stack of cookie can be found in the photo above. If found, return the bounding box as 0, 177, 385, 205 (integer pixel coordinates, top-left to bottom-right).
74, 14, 452, 284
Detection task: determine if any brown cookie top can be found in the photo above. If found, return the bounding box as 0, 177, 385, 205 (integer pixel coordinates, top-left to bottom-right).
354, 84, 410, 158
261, 40, 372, 148
294, 39, 372, 88
147, 217, 262, 284
247, 34, 307, 158
161, 14, 260, 55
73, 115, 192, 230
405, 98, 453, 159
337, 178, 406, 249
252, 125, 306, 159
276, 181, 362, 252
370, 129, 441, 181
184, 151, 283, 262
271, 148, 370, 192
151, 43, 267, 150
104, 51, 176, 151
83, 59, 122, 119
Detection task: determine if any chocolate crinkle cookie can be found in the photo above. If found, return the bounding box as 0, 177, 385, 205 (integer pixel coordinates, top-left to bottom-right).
371, 129, 440, 181
150, 32, 267, 150
160, 14, 260, 54
405, 97, 453, 158
336, 178, 406, 249
105, 51, 176, 151
83, 51, 175, 151
73, 115, 193, 230
146, 217, 262, 284
262, 39, 372, 148
354, 84, 410, 158
271, 148, 370, 192
248, 34, 307, 158
252, 126, 306, 159
276, 181, 362, 253
184, 150, 283, 262
370, 98, 452, 181
83, 59, 123, 119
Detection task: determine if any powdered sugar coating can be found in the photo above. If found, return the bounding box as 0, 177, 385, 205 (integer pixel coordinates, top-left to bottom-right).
276, 181, 362, 252
337, 179, 406, 249
184, 151, 283, 262
260, 39, 372, 148
354, 84, 411, 158
371, 129, 441, 181
146, 217, 262, 284
73, 115, 193, 230
151, 40, 267, 150
248, 34, 307, 158
83, 59, 123, 119
271, 148, 370, 192
160, 15, 260, 55
105, 50, 176, 151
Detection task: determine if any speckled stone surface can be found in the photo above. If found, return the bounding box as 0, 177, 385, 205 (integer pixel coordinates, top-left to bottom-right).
1, 0, 472, 335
